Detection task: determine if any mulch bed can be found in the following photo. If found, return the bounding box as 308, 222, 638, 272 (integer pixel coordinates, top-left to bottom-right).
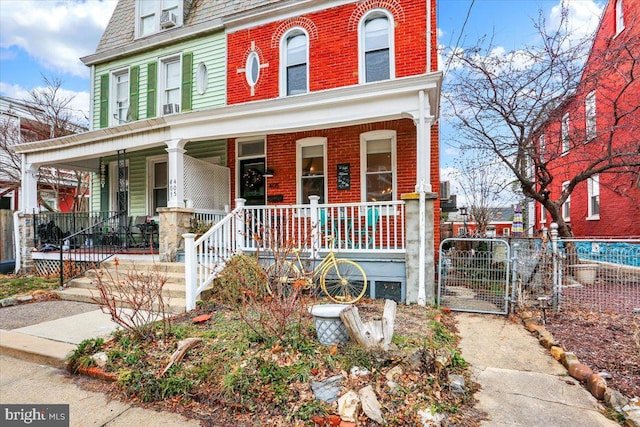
544, 310, 640, 398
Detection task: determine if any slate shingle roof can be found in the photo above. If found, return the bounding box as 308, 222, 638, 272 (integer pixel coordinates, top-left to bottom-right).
95, 0, 286, 55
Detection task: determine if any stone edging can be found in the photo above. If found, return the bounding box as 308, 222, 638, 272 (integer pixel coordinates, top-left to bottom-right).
519, 310, 639, 427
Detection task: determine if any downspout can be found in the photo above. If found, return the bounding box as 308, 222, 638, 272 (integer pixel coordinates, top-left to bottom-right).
13, 210, 21, 274
417, 90, 427, 306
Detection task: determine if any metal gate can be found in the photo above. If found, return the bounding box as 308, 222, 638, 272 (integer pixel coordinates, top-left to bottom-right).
438, 238, 512, 315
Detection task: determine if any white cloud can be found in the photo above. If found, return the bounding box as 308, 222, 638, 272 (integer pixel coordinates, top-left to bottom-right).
550, 0, 604, 41
0, 82, 90, 125
0, 0, 117, 78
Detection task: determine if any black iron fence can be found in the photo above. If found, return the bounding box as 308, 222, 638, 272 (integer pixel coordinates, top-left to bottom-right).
33, 211, 121, 249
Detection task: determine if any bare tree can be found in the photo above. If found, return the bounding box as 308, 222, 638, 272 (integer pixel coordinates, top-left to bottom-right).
444, 8, 640, 238
453, 154, 517, 235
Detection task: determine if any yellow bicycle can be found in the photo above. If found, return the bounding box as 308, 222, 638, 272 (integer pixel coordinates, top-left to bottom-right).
265, 236, 367, 304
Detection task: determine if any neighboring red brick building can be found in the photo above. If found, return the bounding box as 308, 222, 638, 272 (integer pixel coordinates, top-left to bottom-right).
535, 0, 640, 237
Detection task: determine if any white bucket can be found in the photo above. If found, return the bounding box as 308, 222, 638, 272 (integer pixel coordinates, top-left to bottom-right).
311, 304, 350, 345
574, 264, 598, 285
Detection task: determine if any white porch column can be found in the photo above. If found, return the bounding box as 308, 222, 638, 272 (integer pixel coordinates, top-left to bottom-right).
415, 90, 434, 194
21, 156, 39, 213
165, 139, 187, 208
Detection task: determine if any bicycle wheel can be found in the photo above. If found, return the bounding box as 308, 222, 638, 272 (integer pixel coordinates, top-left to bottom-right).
265, 261, 300, 295
320, 259, 367, 304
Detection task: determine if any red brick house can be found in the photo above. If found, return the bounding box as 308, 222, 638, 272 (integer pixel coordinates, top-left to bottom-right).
534, 0, 640, 238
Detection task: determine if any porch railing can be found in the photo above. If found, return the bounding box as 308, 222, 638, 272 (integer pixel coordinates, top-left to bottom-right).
192, 208, 229, 226
183, 197, 406, 310
58, 211, 126, 286
34, 211, 120, 248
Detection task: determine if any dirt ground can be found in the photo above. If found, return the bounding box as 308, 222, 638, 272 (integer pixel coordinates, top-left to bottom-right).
544, 310, 640, 399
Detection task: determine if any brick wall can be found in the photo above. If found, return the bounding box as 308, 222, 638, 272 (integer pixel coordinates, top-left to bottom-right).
227, 0, 428, 104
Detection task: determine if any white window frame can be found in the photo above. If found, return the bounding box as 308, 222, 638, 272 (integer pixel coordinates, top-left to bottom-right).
109, 160, 130, 213
110, 68, 130, 126
159, 54, 182, 116
562, 181, 571, 221
358, 9, 395, 84
503, 228, 510, 237
296, 137, 328, 204
539, 134, 545, 160
539, 203, 547, 224
615, 0, 625, 35
135, 0, 183, 38
147, 155, 168, 215
561, 113, 570, 154
587, 174, 600, 220
360, 130, 397, 203
279, 28, 309, 97
585, 91, 596, 141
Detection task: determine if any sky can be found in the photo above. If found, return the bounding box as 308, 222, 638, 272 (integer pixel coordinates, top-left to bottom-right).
0, 0, 606, 201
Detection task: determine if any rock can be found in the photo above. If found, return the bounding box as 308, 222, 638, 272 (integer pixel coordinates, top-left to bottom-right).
519, 310, 534, 320
537, 330, 558, 348
550, 346, 564, 361
417, 406, 445, 427
448, 374, 466, 397
568, 363, 593, 383
90, 352, 109, 368
598, 371, 613, 380
338, 390, 360, 423
587, 373, 606, 400
622, 400, 640, 427
1, 297, 18, 307
311, 375, 343, 403
350, 366, 370, 377
386, 380, 398, 391
402, 350, 424, 372
358, 385, 385, 425
386, 365, 403, 382
17, 295, 33, 303
434, 348, 452, 369
192, 314, 211, 323
311, 415, 326, 425
525, 319, 540, 333
562, 352, 580, 369
605, 388, 629, 410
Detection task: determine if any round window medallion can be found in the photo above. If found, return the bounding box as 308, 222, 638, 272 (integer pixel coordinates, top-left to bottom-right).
196, 62, 208, 94
245, 51, 260, 87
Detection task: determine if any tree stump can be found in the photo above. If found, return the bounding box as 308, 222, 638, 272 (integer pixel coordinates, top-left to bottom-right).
339, 299, 396, 350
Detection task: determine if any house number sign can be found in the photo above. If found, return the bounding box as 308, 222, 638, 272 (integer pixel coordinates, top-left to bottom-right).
169, 178, 177, 200
337, 163, 350, 190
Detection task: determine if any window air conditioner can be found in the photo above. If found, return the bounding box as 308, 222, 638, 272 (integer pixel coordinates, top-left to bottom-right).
163, 103, 180, 115
160, 11, 177, 29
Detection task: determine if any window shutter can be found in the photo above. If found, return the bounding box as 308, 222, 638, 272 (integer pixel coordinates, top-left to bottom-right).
147, 62, 157, 118
181, 52, 193, 112
129, 66, 140, 121
99, 74, 109, 128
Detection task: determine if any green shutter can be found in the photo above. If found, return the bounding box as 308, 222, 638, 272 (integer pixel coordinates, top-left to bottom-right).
129, 66, 140, 121
99, 74, 109, 128
181, 52, 193, 112
146, 62, 157, 118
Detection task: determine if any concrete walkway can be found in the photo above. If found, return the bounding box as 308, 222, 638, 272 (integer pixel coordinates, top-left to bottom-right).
0, 355, 199, 427
455, 312, 618, 427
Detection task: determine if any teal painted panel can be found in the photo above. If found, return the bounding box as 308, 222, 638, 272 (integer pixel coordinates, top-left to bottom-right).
92, 31, 226, 128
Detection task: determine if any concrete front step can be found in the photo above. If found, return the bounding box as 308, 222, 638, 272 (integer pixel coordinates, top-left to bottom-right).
100, 260, 185, 274
83, 268, 186, 283
65, 277, 187, 299
55, 287, 187, 313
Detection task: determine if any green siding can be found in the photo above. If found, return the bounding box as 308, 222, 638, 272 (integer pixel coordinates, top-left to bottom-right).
92, 31, 225, 128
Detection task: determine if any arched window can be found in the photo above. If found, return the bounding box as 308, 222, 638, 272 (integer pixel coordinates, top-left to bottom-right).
360, 11, 394, 83
281, 29, 308, 96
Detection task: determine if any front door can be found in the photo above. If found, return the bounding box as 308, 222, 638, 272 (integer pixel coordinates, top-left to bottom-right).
239, 158, 265, 206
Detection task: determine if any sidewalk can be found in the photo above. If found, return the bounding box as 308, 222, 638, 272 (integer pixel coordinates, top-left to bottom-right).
455, 312, 618, 427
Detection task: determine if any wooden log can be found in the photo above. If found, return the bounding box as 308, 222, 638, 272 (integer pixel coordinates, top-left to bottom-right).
160, 337, 202, 376
340, 300, 397, 350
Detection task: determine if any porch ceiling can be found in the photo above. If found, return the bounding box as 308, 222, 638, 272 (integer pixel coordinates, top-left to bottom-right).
15, 72, 442, 166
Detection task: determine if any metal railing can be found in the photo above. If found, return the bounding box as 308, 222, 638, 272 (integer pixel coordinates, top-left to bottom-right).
33, 211, 120, 248
58, 211, 126, 286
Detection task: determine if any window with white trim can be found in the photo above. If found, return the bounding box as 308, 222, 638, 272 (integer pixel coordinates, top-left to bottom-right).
561, 113, 570, 154
111, 69, 129, 126
281, 29, 308, 96
359, 10, 394, 83
361, 130, 396, 202
148, 156, 168, 215
585, 91, 596, 141
160, 56, 181, 115
588, 174, 600, 219
539, 134, 545, 159
562, 181, 570, 221
136, 0, 183, 38
297, 138, 326, 204
615, 0, 625, 35
540, 203, 547, 223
